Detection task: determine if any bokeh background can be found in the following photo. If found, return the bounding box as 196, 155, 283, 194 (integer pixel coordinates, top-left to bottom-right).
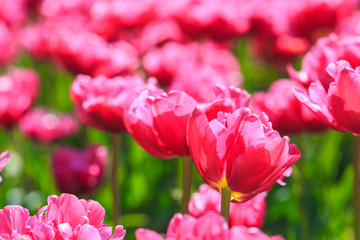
0, 0, 358, 239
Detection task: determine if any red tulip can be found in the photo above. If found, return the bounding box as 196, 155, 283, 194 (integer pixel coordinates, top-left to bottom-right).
189, 184, 267, 228
51, 145, 108, 194
19, 107, 79, 144
70, 74, 150, 133
295, 60, 360, 135
187, 107, 300, 202
0, 150, 10, 182
0, 68, 40, 129
251, 79, 327, 134
124, 89, 197, 159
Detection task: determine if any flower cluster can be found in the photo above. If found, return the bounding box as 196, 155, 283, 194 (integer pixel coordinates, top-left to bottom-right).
135, 212, 283, 240
0, 193, 125, 240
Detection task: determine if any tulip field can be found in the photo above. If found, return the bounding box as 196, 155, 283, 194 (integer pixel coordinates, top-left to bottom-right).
1, 0, 360, 239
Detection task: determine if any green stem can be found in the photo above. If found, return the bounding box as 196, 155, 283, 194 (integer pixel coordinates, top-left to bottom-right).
297, 134, 309, 240
181, 157, 192, 214
353, 136, 360, 240
220, 187, 231, 222
111, 134, 121, 226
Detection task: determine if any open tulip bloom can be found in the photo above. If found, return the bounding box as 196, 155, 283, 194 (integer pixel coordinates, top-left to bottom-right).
187, 107, 301, 219
295, 60, 360, 135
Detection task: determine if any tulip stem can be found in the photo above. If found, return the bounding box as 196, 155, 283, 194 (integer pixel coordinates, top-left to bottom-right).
353, 136, 360, 240
111, 134, 121, 226
220, 187, 231, 222
181, 157, 192, 214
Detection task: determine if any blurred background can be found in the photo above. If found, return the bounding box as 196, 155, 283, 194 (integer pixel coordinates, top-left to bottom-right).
0, 0, 358, 239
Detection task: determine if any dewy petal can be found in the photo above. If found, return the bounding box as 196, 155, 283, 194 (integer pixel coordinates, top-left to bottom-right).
187, 107, 223, 189
328, 67, 360, 134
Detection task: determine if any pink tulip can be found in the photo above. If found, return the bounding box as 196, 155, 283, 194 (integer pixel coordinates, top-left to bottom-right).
156, 0, 250, 39
70, 74, 150, 133
189, 184, 267, 228
0, 68, 40, 129
0, 0, 28, 29
49, 26, 138, 77
90, 0, 156, 40
227, 226, 284, 240
142, 41, 241, 90
124, 89, 197, 159
51, 145, 108, 194
251, 79, 327, 134
135, 212, 283, 240
38, 0, 94, 18
288, 34, 360, 90
199, 85, 250, 120
0, 150, 10, 182
0, 205, 55, 239
187, 107, 300, 202
0, 194, 126, 240
295, 60, 360, 135
39, 194, 126, 240
0, 20, 15, 66
134, 19, 187, 54
19, 108, 79, 144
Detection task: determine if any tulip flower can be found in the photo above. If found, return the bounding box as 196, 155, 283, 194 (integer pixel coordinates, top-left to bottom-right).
19, 108, 79, 144
49, 26, 138, 77
189, 184, 267, 228
40, 194, 126, 239
295, 60, 360, 135
0, 194, 126, 239
143, 41, 241, 90
0, 205, 55, 239
135, 212, 283, 240
125, 88, 197, 213
251, 79, 327, 134
71, 74, 158, 225
187, 107, 300, 219
90, 0, 156, 40
156, 0, 250, 40
0, 150, 10, 182
288, 34, 360, 90
0, 21, 16, 66
294, 60, 360, 239
70, 74, 150, 133
51, 145, 108, 195
0, 68, 40, 129
125, 89, 197, 159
